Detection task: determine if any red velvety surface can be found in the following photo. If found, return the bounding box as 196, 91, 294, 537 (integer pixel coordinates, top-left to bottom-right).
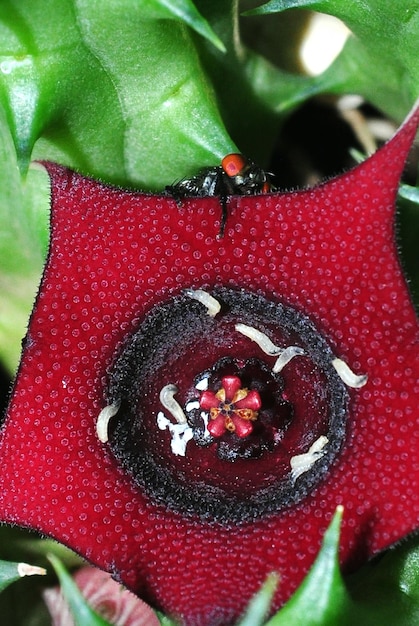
0, 107, 419, 626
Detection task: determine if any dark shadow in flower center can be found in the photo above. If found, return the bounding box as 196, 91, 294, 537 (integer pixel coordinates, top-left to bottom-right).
106, 287, 349, 523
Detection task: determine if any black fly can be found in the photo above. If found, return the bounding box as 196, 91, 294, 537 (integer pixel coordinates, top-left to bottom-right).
165, 154, 273, 237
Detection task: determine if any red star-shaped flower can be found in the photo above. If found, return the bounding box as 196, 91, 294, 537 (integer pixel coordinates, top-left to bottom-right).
0, 106, 418, 626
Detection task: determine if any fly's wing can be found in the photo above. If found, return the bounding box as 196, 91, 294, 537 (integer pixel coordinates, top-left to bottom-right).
165, 167, 222, 199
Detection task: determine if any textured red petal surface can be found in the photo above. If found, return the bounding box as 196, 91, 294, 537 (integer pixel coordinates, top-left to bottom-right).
1, 107, 419, 626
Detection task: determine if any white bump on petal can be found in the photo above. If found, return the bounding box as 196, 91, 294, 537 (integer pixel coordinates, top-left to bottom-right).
185, 400, 200, 412
201, 411, 211, 438
170, 424, 194, 456
157, 411, 171, 430
17, 563, 47, 578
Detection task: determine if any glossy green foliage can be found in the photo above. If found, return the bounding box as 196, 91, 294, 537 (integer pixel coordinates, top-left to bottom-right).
247, 0, 419, 121
0, 0, 237, 371
0, 0, 234, 187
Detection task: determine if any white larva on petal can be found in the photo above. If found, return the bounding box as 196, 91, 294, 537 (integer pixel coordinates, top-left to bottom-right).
235, 323, 282, 355
96, 400, 121, 443
332, 358, 368, 388
159, 384, 187, 424
185, 289, 221, 317
290, 435, 329, 482
272, 346, 306, 373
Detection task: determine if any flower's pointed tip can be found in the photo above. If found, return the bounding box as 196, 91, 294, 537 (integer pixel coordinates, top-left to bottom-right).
347, 100, 419, 204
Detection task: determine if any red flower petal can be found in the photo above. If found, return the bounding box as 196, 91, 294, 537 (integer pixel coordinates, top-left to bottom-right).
234, 390, 262, 411
199, 390, 220, 410
0, 105, 418, 626
222, 375, 242, 401
230, 415, 254, 438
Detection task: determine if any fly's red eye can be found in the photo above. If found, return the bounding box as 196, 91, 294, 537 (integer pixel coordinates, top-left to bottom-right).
262, 181, 271, 193
221, 153, 247, 177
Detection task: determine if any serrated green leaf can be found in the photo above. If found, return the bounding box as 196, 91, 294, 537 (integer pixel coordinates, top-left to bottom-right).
0, 0, 235, 188
192, 0, 284, 163
237, 573, 278, 626
143, 0, 226, 52
71, 0, 235, 187
0, 559, 46, 593
48, 555, 112, 626
265, 506, 352, 626
260, 512, 419, 626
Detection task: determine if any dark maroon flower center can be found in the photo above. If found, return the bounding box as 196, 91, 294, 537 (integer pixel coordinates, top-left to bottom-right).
99, 287, 361, 523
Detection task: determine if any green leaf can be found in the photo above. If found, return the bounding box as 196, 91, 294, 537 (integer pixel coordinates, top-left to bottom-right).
156, 611, 181, 625
141, 0, 226, 52
48, 554, 112, 626
192, 0, 284, 163
399, 184, 419, 205
21, 538, 84, 570
0, 104, 49, 373
237, 573, 279, 626
347, 535, 419, 626
265, 506, 352, 625
259, 510, 419, 626
244, 0, 419, 121
244, 0, 320, 13
0, 559, 46, 593
0, 0, 235, 188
